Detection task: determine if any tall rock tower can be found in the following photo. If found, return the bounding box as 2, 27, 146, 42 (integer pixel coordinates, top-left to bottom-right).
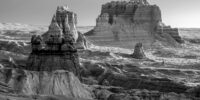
25, 6, 81, 78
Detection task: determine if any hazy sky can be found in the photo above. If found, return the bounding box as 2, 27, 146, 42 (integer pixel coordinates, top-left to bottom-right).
0, 0, 199, 28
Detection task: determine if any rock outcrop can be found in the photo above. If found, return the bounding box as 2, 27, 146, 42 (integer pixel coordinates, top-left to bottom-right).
81, 61, 189, 94
43, 6, 78, 42
42, 6, 86, 49
132, 43, 146, 59
25, 6, 82, 78
86, 0, 183, 49
94, 86, 191, 100
156, 22, 184, 43
0, 68, 93, 100
76, 31, 87, 49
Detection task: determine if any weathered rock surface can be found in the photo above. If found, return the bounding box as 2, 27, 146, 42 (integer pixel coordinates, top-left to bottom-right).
0, 40, 30, 55
86, 0, 183, 48
156, 23, 183, 43
93, 86, 191, 100
132, 43, 146, 59
25, 6, 83, 78
81, 61, 189, 94
76, 31, 87, 49
0, 68, 93, 100
42, 6, 78, 42
42, 6, 86, 49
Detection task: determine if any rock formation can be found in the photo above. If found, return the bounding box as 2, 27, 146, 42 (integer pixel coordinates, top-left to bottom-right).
132, 43, 146, 59
86, 0, 183, 48
0, 68, 93, 100
43, 6, 78, 41
94, 86, 191, 100
76, 32, 87, 49
25, 6, 82, 78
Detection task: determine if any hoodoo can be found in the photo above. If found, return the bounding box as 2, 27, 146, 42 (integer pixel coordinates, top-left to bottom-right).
25, 6, 82, 78
132, 42, 146, 59
86, 0, 183, 48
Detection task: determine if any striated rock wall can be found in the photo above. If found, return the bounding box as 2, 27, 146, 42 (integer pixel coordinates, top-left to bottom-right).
157, 24, 183, 43
26, 52, 81, 77
86, 0, 182, 48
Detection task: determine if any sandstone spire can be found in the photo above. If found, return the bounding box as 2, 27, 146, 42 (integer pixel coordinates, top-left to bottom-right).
26, 6, 82, 79
48, 15, 62, 34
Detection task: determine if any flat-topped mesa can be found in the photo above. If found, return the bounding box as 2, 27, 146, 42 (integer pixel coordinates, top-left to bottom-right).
26, 6, 82, 78
86, 0, 183, 49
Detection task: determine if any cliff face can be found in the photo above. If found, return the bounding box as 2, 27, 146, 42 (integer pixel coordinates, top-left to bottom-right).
86, 0, 183, 48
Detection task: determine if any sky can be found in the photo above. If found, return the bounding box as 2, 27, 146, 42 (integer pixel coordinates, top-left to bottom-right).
0, 0, 199, 28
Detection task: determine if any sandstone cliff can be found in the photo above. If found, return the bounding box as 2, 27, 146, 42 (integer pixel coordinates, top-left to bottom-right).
86, 0, 183, 48
25, 6, 83, 79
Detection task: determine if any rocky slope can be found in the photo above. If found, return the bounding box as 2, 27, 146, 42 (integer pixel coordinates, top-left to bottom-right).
86, 0, 183, 49
0, 68, 93, 99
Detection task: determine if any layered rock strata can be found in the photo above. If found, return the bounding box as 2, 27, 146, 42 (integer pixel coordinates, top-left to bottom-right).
156, 24, 183, 43
25, 6, 82, 78
81, 61, 189, 94
0, 68, 93, 99
86, 0, 183, 48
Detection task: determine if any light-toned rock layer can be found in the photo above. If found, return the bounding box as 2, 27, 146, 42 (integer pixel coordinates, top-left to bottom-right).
86, 0, 182, 49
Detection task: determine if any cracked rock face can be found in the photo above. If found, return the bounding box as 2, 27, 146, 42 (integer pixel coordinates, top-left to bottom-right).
86, 0, 183, 49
